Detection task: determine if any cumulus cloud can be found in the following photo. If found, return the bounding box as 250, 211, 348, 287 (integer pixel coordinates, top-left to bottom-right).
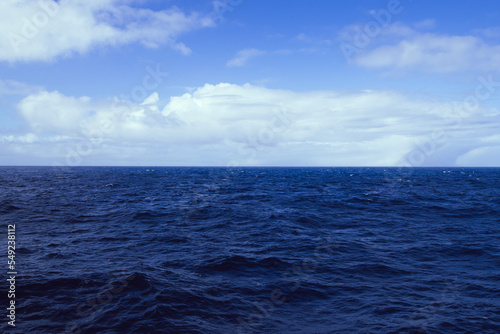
3, 83, 500, 166
18, 91, 93, 133
0, 0, 215, 62
340, 22, 500, 72
226, 49, 266, 67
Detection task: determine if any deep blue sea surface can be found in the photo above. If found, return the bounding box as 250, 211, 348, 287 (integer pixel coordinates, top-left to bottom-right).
1, 167, 499, 333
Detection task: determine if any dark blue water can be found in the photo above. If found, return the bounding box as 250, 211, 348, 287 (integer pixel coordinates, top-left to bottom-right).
1, 167, 499, 333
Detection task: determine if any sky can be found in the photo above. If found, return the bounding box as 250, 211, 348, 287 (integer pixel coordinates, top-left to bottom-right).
1, 0, 500, 167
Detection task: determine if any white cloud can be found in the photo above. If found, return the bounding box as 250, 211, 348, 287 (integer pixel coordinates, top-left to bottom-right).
3, 83, 500, 166
456, 146, 500, 166
226, 49, 266, 67
18, 90, 93, 133
0, 0, 215, 62
345, 22, 500, 72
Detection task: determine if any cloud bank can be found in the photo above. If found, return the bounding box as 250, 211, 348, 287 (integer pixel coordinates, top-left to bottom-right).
2, 83, 500, 166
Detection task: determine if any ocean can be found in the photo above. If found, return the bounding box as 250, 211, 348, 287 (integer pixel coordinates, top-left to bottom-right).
1, 167, 499, 333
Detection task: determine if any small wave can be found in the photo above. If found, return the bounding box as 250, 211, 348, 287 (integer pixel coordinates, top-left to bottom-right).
344, 263, 410, 277
346, 196, 374, 203
41, 252, 71, 260
0, 201, 21, 213
19, 277, 102, 292
438, 245, 490, 258
199, 255, 293, 273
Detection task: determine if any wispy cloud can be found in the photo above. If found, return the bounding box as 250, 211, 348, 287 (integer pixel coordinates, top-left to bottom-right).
226, 48, 266, 67
413, 19, 436, 30
341, 22, 500, 73
0, 79, 43, 97
296, 33, 332, 45
474, 27, 500, 39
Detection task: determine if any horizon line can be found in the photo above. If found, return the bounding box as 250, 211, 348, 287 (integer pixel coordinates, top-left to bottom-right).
1, 165, 500, 168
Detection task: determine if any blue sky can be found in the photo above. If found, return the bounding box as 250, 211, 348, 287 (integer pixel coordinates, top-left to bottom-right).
1, 0, 500, 166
